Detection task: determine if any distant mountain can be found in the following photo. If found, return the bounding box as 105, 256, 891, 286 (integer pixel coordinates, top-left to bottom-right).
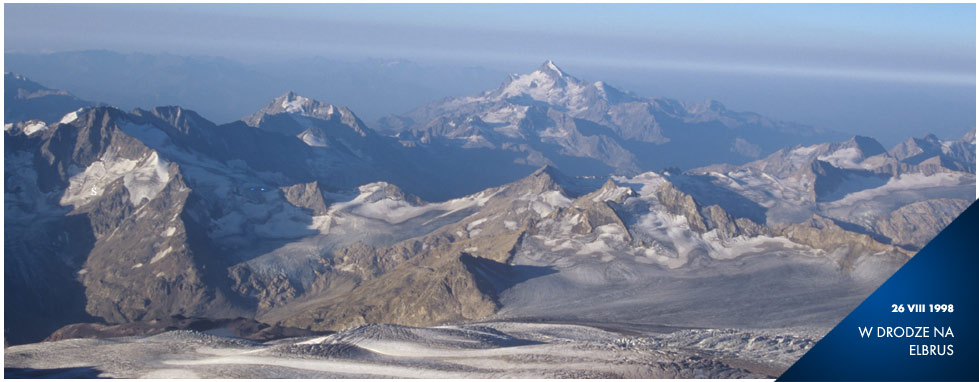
380, 60, 846, 174
4, 72, 95, 124
4, 51, 505, 123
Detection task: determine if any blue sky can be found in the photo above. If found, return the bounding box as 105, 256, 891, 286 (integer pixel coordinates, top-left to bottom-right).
4, 4, 976, 143
6, 3, 974, 81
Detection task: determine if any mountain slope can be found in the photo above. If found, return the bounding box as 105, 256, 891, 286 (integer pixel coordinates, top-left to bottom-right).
5, 51, 506, 123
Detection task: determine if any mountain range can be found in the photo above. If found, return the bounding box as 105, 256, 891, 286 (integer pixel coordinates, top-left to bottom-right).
4, 66, 975, 353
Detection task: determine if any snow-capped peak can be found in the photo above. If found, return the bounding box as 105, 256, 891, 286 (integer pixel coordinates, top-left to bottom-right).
485, 60, 596, 107
59, 108, 85, 125
243, 92, 353, 128
539, 60, 564, 78
276, 91, 334, 116
241, 92, 373, 139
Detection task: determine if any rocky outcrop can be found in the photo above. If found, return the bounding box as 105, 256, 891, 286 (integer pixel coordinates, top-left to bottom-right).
873, 198, 972, 249
778, 216, 911, 271
655, 182, 764, 238
281, 181, 329, 215
655, 182, 709, 232
281, 250, 500, 331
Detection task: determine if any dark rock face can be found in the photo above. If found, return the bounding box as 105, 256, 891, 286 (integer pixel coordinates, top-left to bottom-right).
6, 107, 254, 341
873, 198, 972, 249
282, 181, 330, 215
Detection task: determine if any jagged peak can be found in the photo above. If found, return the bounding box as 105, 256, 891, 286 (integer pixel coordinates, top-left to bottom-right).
600, 177, 618, 189
531, 164, 561, 177
274, 91, 334, 115
132, 106, 215, 135
842, 135, 887, 157
963, 128, 976, 144
242, 91, 346, 125
509, 165, 569, 195
138, 105, 204, 121
534, 165, 577, 185
243, 92, 369, 136
68, 105, 124, 122
56, 107, 89, 125
584, 178, 634, 203
356, 181, 424, 205
537, 60, 565, 77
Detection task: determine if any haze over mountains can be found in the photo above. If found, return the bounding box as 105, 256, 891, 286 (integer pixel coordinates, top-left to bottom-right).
4, 63, 976, 377
4, 73, 96, 124
5, 51, 505, 124
6, 50, 975, 147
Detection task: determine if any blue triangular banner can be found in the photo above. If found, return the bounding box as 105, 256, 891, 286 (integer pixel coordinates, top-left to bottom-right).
778, 199, 979, 381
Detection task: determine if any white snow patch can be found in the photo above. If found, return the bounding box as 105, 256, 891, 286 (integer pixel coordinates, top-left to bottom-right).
791, 145, 818, 156
592, 185, 631, 202
61, 155, 139, 208
539, 126, 570, 139
576, 239, 612, 255
817, 147, 863, 169
150, 247, 172, 264
59, 109, 81, 125
123, 151, 172, 205
541, 190, 571, 207
23, 121, 48, 135
616, 172, 669, 197
299, 131, 328, 147
466, 218, 488, 231
827, 172, 971, 207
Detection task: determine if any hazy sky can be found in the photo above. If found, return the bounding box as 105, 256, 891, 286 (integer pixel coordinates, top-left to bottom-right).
4, 4, 976, 144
